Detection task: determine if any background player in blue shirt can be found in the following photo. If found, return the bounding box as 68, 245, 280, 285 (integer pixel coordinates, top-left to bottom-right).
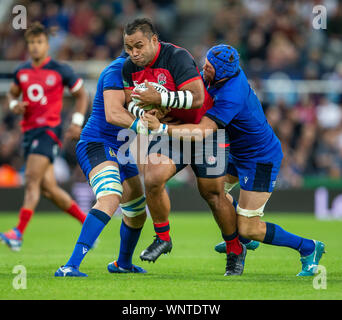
55, 52, 148, 277
143, 44, 325, 276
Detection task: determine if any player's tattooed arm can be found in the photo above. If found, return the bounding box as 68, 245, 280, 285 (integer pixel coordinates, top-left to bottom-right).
7, 83, 27, 115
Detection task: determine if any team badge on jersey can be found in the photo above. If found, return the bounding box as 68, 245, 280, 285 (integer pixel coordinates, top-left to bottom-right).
157, 73, 167, 85
20, 74, 28, 83
109, 147, 117, 158
207, 155, 217, 165
46, 74, 56, 86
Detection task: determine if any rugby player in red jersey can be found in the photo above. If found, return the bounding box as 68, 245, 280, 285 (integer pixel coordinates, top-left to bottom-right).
0, 22, 88, 251
123, 19, 246, 275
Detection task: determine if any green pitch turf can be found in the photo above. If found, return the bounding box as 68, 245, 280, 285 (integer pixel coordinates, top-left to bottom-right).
0, 212, 341, 300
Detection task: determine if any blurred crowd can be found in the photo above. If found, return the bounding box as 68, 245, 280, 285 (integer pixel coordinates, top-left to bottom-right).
1, 0, 342, 190
0, 0, 177, 61
266, 95, 342, 188
193, 0, 342, 80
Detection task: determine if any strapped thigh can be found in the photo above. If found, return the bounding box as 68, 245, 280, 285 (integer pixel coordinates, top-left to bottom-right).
89, 165, 123, 200
120, 195, 146, 217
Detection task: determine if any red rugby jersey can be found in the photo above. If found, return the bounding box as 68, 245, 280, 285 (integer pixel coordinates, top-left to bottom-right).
122, 42, 213, 124
13, 56, 83, 132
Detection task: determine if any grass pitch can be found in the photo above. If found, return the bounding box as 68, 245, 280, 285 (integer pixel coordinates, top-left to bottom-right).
0, 212, 341, 300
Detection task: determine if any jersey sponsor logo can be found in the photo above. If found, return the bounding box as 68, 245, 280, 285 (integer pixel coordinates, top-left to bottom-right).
157, 72, 167, 85
27, 84, 47, 105
46, 74, 56, 86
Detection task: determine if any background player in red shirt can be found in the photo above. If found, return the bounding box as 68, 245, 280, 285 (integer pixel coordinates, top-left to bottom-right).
0, 22, 88, 251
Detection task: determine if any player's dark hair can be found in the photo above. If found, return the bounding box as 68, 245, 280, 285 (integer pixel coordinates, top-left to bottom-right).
124, 18, 158, 39
24, 22, 49, 41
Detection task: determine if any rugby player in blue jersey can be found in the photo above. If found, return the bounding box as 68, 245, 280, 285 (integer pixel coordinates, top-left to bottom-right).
143, 44, 325, 276
55, 51, 148, 277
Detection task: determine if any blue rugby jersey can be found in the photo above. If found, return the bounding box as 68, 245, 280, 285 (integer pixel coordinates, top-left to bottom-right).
81, 52, 130, 145
204, 68, 283, 162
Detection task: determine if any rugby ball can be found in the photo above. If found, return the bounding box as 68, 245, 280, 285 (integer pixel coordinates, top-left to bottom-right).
132, 82, 168, 111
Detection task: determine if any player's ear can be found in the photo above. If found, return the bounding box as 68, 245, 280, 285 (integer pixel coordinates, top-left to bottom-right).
151, 34, 158, 44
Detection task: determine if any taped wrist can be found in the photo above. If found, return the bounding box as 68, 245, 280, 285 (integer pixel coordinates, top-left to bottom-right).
129, 118, 149, 135
150, 123, 168, 135
160, 90, 193, 109
72, 112, 85, 126
9, 100, 19, 110
127, 101, 144, 118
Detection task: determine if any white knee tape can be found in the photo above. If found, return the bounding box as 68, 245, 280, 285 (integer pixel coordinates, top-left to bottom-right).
224, 181, 238, 194
120, 195, 146, 218
89, 166, 123, 200
236, 203, 266, 218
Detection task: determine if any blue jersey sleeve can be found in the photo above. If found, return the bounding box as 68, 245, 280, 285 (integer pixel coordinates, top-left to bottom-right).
205, 97, 241, 128
103, 64, 124, 91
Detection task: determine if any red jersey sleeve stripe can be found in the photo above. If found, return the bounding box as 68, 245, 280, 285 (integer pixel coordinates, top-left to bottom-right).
177, 76, 202, 89
124, 86, 135, 90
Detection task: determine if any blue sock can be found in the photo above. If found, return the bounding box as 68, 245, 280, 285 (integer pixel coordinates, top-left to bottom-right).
117, 220, 142, 269
231, 198, 252, 245
65, 209, 111, 268
263, 222, 315, 256
239, 235, 252, 245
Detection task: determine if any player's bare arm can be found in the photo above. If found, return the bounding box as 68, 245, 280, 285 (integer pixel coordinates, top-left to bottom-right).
7, 82, 28, 115
104, 89, 134, 128
65, 85, 89, 140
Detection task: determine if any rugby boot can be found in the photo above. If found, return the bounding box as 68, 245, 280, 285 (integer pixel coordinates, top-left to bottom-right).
140, 235, 172, 262
297, 240, 326, 276
55, 265, 88, 277
0, 228, 22, 251
224, 243, 247, 276
107, 260, 147, 273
